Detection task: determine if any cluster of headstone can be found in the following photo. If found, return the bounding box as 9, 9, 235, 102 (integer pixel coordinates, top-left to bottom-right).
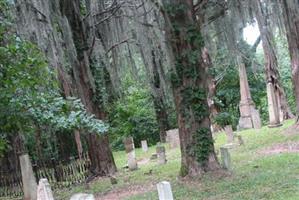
20, 128, 240, 200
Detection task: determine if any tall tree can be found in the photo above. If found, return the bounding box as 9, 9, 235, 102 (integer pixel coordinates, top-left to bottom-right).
254, 0, 293, 126
14, 0, 117, 176
60, 0, 117, 176
160, 0, 220, 176
279, 0, 299, 123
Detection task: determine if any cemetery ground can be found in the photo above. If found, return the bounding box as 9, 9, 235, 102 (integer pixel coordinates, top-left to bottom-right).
56, 119, 299, 200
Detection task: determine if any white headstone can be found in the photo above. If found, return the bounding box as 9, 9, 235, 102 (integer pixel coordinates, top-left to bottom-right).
70, 193, 95, 200
156, 145, 167, 165
37, 178, 54, 200
123, 137, 138, 170
157, 181, 174, 200
141, 140, 148, 152
19, 154, 37, 200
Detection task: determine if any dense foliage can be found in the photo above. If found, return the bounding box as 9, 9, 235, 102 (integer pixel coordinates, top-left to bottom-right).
0, 2, 107, 159
108, 77, 159, 150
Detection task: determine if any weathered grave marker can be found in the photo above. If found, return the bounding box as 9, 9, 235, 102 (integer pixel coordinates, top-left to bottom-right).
141, 140, 148, 152
20, 153, 37, 200
37, 178, 54, 200
70, 193, 95, 200
156, 145, 167, 165
123, 137, 138, 170
220, 147, 232, 170
157, 181, 174, 200
166, 129, 180, 149
224, 125, 234, 143
237, 135, 244, 145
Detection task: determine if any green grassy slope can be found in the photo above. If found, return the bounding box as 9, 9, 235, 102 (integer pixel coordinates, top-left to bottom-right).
56, 119, 299, 200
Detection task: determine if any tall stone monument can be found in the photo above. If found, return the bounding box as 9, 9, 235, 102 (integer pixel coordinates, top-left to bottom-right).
238, 56, 262, 129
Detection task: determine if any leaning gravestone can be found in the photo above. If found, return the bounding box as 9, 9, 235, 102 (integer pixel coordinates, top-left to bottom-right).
20, 153, 37, 200
166, 129, 180, 149
157, 181, 174, 200
37, 178, 54, 200
156, 145, 167, 165
70, 193, 95, 200
141, 140, 148, 152
123, 137, 138, 170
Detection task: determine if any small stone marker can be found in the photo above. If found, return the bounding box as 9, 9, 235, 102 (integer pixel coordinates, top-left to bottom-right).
123, 137, 138, 170
150, 153, 158, 160
220, 147, 232, 170
157, 181, 174, 200
156, 145, 167, 165
224, 125, 234, 144
141, 140, 148, 152
37, 178, 54, 200
19, 153, 37, 200
237, 135, 244, 145
70, 193, 95, 200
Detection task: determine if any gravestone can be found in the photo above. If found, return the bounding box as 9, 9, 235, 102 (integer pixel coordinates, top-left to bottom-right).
237, 135, 244, 145
224, 125, 234, 143
123, 137, 138, 170
20, 153, 37, 200
37, 178, 54, 200
156, 145, 167, 165
220, 147, 232, 170
70, 193, 95, 200
166, 129, 180, 148
141, 140, 148, 152
150, 153, 158, 160
157, 181, 174, 200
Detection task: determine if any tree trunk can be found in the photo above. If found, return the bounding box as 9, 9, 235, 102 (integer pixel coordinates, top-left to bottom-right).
133, 1, 171, 143
60, 0, 116, 175
151, 49, 171, 142
14, 0, 85, 163
279, 0, 299, 123
161, 0, 220, 177
254, 0, 293, 126
202, 47, 222, 133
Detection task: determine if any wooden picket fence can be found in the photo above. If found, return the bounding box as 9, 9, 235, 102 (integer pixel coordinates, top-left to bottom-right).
0, 153, 90, 199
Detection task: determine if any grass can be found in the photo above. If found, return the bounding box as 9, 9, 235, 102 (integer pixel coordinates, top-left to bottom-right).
56, 119, 299, 200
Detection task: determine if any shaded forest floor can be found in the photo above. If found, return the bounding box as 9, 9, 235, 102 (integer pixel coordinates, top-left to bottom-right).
56, 120, 299, 200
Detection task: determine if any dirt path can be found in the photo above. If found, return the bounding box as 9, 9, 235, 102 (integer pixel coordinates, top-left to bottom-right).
95, 184, 155, 200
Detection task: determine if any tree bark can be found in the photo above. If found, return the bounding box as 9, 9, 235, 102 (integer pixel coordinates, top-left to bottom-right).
60, 0, 117, 176
254, 0, 293, 126
151, 49, 170, 142
202, 47, 222, 133
161, 0, 220, 177
279, 0, 299, 123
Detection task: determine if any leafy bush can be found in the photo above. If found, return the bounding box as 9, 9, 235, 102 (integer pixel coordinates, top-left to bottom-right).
213, 112, 232, 127
109, 84, 159, 150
